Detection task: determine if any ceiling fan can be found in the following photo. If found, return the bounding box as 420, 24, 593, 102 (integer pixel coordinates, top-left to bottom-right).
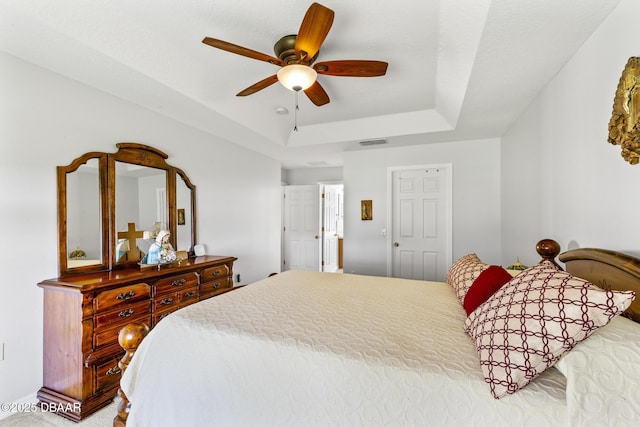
202, 2, 388, 106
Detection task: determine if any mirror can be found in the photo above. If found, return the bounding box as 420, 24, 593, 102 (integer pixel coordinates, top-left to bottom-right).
114, 161, 168, 264
58, 153, 109, 275
67, 159, 102, 266
175, 170, 196, 252
57, 143, 197, 276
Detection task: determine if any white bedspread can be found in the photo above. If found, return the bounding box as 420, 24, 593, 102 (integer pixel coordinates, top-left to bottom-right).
121, 270, 567, 427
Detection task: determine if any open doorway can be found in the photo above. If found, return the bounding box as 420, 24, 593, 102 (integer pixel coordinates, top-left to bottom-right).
320, 183, 344, 272
282, 183, 343, 272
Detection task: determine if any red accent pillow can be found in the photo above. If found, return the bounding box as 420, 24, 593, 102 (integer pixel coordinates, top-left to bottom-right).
463, 265, 512, 316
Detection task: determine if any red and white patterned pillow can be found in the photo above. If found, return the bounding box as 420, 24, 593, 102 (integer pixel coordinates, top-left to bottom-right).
464, 261, 635, 399
447, 254, 488, 305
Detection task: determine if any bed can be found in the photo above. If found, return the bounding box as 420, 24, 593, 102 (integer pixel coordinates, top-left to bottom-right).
113, 240, 640, 426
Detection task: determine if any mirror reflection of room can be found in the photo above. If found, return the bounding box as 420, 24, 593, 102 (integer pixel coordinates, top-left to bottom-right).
66, 158, 101, 268
115, 161, 168, 263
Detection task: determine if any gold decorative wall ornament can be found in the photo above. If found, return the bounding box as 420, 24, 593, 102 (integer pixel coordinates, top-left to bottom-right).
608, 57, 640, 164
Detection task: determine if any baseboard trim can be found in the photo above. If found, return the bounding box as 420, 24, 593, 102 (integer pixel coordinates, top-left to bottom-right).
0, 392, 38, 421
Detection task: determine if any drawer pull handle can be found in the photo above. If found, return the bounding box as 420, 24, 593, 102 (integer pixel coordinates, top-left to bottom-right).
118, 309, 135, 318
116, 291, 136, 301
212, 283, 220, 289
172, 279, 187, 287
159, 313, 169, 320
160, 298, 174, 305
184, 291, 196, 298
106, 365, 121, 376
211, 271, 221, 277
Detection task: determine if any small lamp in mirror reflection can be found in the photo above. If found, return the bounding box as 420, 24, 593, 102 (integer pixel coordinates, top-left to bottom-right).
147, 222, 162, 239
69, 247, 86, 259
507, 258, 527, 271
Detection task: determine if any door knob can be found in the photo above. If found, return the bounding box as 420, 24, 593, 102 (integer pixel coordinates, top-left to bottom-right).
315, 235, 319, 239
394, 242, 399, 247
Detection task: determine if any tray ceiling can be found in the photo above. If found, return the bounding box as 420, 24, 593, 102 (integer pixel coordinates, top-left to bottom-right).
0, 0, 621, 167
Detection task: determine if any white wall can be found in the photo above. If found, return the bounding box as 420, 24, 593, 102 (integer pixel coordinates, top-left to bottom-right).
0, 52, 282, 406
283, 167, 343, 185
343, 139, 502, 276
502, 0, 640, 265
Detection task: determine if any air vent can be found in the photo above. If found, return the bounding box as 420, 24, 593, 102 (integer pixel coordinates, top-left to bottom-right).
358, 139, 388, 146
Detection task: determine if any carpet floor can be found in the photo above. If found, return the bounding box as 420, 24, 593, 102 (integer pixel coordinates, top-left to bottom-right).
0, 402, 116, 427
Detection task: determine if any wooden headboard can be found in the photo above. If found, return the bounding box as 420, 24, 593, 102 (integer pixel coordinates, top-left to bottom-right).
559, 247, 640, 323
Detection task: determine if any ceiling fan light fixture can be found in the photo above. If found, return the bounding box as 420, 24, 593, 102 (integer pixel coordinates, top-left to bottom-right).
277, 64, 317, 91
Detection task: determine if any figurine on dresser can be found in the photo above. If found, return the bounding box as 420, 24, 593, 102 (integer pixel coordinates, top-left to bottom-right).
143, 230, 176, 264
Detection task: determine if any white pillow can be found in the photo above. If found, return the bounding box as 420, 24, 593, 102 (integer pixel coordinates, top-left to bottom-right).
554, 315, 640, 426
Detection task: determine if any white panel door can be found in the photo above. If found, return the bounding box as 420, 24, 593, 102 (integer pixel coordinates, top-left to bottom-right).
283, 185, 320, 271
321, 184, 342, 272
391, 166, 451, 281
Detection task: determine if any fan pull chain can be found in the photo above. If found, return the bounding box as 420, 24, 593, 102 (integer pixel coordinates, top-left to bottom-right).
293, 90, 300, 132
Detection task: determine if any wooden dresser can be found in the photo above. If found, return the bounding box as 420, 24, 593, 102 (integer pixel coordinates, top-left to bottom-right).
37, 255, 236, 421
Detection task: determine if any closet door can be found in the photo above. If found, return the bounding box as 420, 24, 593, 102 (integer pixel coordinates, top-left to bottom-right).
283, 185, 320, 271
390, 166, 452, 282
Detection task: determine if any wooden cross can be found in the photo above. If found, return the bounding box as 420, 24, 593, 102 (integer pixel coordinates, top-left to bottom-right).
117, 222, 144, 262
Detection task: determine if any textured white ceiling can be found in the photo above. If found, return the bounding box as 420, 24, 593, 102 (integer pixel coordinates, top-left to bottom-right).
0, 0, 621, 168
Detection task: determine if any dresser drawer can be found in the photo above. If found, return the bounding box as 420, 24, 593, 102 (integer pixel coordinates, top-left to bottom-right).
94, 311, 151, 349
94, 283, 150, 313
154, 272, 199, 295
153, 292, 181, 311
180, 288, 198, 306
199, 277, 231, 300
152, 309, 175, 326
94, 300, 151, 329
95, 357, 122, 391
201, 265, 229, 282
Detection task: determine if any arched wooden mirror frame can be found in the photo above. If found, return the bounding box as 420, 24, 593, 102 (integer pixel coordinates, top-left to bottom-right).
58, 143, 197, 276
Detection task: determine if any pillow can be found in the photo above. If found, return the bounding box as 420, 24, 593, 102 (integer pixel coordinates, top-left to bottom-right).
446, 254, 488, 305
464, 261, 635, 399
554, 315, 640, 426
463, 265, 513, 316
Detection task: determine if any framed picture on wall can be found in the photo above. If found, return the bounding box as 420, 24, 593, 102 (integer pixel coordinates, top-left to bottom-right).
361, 200, 372, 220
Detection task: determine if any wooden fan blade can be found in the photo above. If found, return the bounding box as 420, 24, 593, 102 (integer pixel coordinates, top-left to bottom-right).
202, 37, 283, 66
236, 75, 279, 97
304, 81, 330, 106
314, 60, 388, 77
296, 3, 335, 61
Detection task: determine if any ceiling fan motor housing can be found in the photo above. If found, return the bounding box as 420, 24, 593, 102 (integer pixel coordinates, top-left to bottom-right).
274, 34, 318, 64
